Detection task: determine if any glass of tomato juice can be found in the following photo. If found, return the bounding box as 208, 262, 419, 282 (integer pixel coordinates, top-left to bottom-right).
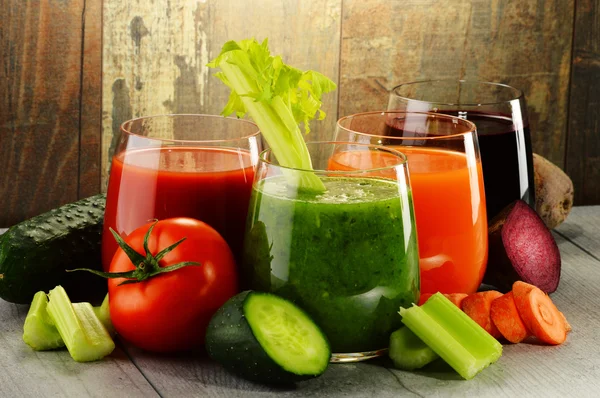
102, 114, 261, 270
335, 111, 488, 295
242, 141, 419, 361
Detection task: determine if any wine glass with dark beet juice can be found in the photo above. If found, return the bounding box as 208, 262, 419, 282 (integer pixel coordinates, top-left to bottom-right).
388, 80, 534, 220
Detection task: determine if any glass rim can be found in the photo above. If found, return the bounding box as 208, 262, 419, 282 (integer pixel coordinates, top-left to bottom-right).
336, 111, 477, 141
258, 140, 408, 174
390, 79, 524, 107
119, 114, 261, 144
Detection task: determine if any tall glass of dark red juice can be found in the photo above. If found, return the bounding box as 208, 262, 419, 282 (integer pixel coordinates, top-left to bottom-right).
102, 115, 261, 270
389, 80, 534, 221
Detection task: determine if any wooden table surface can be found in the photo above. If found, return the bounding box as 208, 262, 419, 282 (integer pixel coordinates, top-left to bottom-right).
2, 206, 600, 397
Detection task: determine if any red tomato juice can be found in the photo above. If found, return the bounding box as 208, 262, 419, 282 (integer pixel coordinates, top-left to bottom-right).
102, 146, 254, 270
328, 147, 487, 294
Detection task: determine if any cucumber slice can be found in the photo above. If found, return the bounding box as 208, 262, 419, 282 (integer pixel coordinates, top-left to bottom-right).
23, 291, 65, 350
206, 291, 330, 384
244, 293, 330, 376
389, 326, 438, 371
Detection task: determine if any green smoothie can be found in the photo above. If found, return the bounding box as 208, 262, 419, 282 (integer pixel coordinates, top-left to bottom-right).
243, 176, 420, 353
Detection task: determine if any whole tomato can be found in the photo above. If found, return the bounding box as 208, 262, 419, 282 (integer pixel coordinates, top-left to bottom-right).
107, 218, 238, 352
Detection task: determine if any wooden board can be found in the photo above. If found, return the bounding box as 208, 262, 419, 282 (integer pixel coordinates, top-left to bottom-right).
339, 0, 574, 168
79, 0, 103, 198
0, 0, 85, 226
556, 206, 600, 261
101, 0, 342, 189
565, 0, 600, 205
0, 301, 158, 397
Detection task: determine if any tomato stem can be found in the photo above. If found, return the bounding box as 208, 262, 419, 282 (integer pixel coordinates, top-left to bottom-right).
68, 221, 201, 284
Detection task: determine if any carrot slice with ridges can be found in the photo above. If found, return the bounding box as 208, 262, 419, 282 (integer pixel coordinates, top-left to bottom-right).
512, 281, 567, 345
461, 291, 503, 339
445, 293, 468, 308
490, 292, 530, 343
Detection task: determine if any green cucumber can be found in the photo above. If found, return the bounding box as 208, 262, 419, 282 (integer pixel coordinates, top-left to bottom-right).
206, 291, 330, 384
389, 326, 439, 371
23, 291, 65, 350
0, 194, 107, 304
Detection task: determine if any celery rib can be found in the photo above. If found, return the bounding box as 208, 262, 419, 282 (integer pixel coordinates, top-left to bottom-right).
389, 326, 439, 371
93, 294, 115, 336
23, 291, 65, 350
399, 293, 502, 380
209, 39, 337, 193
46, 286, 115, 362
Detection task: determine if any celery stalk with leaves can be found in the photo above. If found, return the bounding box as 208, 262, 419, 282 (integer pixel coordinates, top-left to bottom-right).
207, 38, 336, 192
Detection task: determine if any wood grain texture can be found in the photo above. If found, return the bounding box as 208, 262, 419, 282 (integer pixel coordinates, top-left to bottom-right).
0, 0, 84, 226
340, 0, 574, 168
115, 224, 600, 397
119, 342, 412, 397
565, 0, 600, 205
101, 0, 342, 188
556, 206, 600, 261
79, 0, 103, 198
0, 301, 158, 398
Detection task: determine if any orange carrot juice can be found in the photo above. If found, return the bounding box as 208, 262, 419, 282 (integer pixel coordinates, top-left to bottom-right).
329, 147, 487, 294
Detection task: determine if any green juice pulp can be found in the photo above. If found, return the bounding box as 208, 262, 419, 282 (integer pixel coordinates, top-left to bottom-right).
243, 176, 420, 353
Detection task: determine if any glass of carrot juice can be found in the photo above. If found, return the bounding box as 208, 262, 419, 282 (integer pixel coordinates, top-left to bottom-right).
102, 114, 261, 270
334, 111, 487, 294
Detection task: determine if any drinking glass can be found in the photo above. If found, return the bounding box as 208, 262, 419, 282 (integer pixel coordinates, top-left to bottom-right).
102, 114, 261, 270
389, 80, 534, 220
336, 111, 487, 295
242, 141, 419, 362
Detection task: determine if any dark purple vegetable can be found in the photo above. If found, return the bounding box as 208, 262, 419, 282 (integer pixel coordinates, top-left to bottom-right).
484, 200, 561, 293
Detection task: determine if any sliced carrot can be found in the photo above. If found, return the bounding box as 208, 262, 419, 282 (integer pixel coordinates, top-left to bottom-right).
560, 312, 572, 333
490, 292, 530, 343
461, 291, 504, 339
418, 293, 434, 306
444, 293, 468, 308
418, 293, 467, 307
512, 281, 567, 345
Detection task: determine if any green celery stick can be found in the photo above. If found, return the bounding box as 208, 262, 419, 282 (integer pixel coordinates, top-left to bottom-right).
23, 291, 65, 350
46, 286, 115, 362
389, 326, 439, 371
93, 294, 115, 336
399, 292, 502, 380
208, 39, 337, 193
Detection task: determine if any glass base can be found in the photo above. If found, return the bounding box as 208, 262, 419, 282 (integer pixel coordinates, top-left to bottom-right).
330, 348, 388, 363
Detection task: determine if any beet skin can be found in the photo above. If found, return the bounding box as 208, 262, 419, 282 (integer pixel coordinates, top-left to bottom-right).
483, 200, 561, 293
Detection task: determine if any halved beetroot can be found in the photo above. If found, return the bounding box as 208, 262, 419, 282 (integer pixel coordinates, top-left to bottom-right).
483, 200, 561, 293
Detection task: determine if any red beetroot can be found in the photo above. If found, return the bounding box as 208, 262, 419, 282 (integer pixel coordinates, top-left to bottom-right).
483, 200, 561, 293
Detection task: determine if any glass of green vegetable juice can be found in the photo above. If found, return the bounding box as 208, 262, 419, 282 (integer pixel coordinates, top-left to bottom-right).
242, 141, 420, 362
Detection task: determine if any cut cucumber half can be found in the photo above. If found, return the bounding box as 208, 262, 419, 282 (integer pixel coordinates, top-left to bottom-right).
206, 291, 330, 384
389, 326, 439, 371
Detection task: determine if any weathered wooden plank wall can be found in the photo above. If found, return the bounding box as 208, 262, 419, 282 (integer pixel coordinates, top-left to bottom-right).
340, 0, 574, 169
1, 0, 599, 225
101, 0, 342, 187
566, 0, 600, 206
0, 0, 102, 226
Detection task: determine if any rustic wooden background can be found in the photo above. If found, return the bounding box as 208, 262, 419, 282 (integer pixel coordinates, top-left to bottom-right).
1, 0, 598, 226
